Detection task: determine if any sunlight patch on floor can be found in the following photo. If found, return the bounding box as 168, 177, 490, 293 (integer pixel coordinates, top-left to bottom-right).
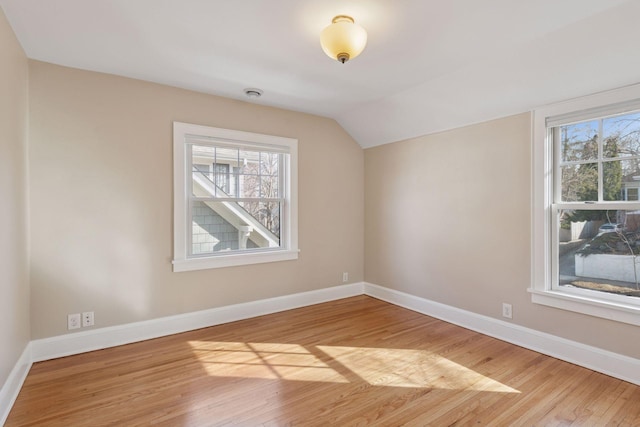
188, 341, 519, 392
317, 346, 520, 393
187, 341, 349, 383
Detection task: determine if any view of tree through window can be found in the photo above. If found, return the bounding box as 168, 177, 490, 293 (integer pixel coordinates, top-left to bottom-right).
555, 111, 640, 300
558, 111, 640, 203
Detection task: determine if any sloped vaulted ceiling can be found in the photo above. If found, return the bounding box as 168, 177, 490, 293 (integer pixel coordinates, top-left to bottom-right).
1, 0, 639, 147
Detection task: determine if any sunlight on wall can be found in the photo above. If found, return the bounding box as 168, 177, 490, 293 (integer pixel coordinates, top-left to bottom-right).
188, 341, 520, 393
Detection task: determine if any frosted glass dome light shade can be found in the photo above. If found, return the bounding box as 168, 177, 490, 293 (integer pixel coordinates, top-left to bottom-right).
320, 15, 367, 63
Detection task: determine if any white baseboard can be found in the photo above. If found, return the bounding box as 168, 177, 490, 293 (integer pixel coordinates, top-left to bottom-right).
363, 282, 640, 386
4, 280, 639, 424
30, 282, 364, 362
2, 283, 363, 423
0, 343, 32, 426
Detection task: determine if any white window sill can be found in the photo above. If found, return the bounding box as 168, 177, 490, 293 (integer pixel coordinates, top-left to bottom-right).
173, 249, 299, 272
529, 288, 640, 326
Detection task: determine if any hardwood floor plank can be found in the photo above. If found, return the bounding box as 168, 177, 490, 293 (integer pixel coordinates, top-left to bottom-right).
6, 296, 640, 426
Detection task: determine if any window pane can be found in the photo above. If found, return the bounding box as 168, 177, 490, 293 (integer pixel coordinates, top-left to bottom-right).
239, 149, 260, 175
560, 164, 598, 202
213, 147, 237, 194
238, 174, 259, 198
192, 201, 240, 254
194, 163, 212, 180
260, 152, 279, 175
238, 201, 281, 239
192, 146, 214, 197
213, 163, 230, 193
603, 159, 640, 201
192, 167, 216, 198
192, 145, 215, 162
260, 175, 279, 198
559, 121, 598, 163
603, 111, 640, 159
558, 209, 640, 299
191, 201, 276, 254
260, 153, 279, 198
215, 147, 238, 164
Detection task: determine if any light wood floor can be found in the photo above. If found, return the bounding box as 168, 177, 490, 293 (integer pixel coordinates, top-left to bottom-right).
7, 296, 640, 426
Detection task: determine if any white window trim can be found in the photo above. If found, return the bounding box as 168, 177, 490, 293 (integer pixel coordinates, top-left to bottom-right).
173, 122, 298, 272
531, 83, 640, 326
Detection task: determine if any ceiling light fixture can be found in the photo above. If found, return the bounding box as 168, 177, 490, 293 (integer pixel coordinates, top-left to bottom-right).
320, 15, 367, 64
244, 88, 263, 98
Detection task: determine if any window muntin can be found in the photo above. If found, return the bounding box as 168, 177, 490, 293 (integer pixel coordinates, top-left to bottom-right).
173, 122, 298, 271
555, 208, 640, 305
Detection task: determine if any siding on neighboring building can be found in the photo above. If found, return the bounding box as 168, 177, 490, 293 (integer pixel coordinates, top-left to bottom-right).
192, 202, 258, 254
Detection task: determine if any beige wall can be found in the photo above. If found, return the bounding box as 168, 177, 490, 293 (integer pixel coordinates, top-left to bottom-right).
28, 61, 364, 339
0, 8, 30, 383
365, 113, 640, 359
7, 31, 638, 368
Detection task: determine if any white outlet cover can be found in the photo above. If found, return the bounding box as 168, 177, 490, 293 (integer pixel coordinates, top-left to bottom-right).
68, 313, 81, 330
502, 303, 513, 319
82, 311, 94, 327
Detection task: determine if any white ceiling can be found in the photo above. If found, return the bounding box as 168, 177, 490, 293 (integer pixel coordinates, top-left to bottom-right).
2, 0, 639, 148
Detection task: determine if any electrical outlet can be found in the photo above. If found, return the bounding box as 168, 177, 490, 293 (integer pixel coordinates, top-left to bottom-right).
502, 303, 513, 319
68, 313, 81, 330
82, 311, 94, 327
342, 272, 349, 283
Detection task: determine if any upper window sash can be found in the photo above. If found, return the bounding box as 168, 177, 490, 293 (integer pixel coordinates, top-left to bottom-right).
551, 118, 640, 204
187, 144, 287, 203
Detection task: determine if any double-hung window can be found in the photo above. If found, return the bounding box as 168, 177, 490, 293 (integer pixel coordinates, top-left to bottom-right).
173, 122, 298, 271
532, 85, 640, 325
